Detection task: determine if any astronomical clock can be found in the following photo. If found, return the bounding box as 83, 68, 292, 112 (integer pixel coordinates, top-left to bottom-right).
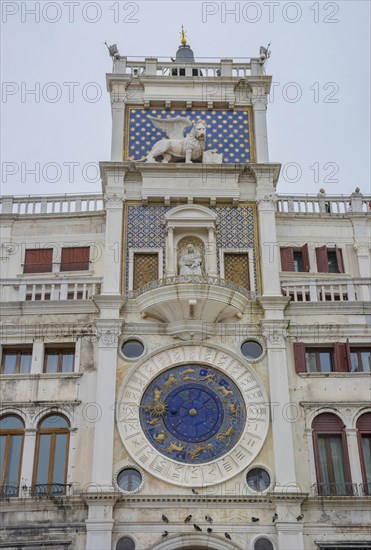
117, 344, 269, 487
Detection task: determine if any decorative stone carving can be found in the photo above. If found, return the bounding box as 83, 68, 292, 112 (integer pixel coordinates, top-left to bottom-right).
178, 242, 203, 275
135, 116, 207, 163
261, 321, 288, 348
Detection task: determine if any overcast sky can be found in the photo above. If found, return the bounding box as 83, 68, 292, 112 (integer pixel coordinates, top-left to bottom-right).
1, 0, 370, 196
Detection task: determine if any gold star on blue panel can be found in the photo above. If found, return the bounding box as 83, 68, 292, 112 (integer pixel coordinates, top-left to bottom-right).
127, 108, 251, 163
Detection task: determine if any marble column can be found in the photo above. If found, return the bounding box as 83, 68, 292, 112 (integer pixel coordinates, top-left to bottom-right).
208, 226, 217, 276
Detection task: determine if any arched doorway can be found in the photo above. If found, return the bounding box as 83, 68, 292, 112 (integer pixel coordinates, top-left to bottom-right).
149, 533, 242, 550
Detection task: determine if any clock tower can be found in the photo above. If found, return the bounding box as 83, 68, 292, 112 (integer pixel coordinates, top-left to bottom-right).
89, 32, 302, 550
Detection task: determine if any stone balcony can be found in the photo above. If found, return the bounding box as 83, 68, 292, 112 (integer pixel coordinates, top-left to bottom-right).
127, 275, 257, 323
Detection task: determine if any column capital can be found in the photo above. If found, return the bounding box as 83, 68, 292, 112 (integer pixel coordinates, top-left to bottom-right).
261, 319, 289, 348
104, 193, 125, 209
354, 243, 370, 257
94, 318, 124, 348
111, 92, 128, 108
256, 193, 278, 211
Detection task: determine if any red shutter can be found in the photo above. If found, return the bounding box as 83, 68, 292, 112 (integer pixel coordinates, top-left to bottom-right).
316, 246, 328, 273
61, 247, 90, 271
24, 248, 53, 273
335, 246, 344, 273
334, 343, 349, 372
345, 339, 352, 371
301, 243, 310, 272
280, 247, 295, 271
293, 342, 307, 373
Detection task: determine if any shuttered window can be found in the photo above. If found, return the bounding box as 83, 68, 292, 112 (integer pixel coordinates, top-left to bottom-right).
316, 246, 344, 273
357, 413, 371, 493
24, 249, 53, 273
293, 342, 370, 373
224, 253, 250, 289
312, 413, 352, 496
280, 244, 310, 272
60, 247, 90, 272
133, 253, 159, 290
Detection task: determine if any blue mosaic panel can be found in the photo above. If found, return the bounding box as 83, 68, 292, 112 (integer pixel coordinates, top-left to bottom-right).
127, 108, 251, 163
140, 364, 246, 464
125, 204, 257, 290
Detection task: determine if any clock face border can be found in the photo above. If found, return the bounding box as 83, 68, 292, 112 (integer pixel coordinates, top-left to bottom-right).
116, 343, 269, 487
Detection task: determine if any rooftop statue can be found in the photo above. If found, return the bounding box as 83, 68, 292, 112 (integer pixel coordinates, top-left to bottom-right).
137, 116, 207, 163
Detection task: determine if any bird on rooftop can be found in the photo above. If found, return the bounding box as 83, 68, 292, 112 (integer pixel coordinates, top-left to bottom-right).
184, 515, 192, 523
192, 488, 199, 495
225, 532, 232, 540
162, 531, 168, 538
162, 514, 169, 523
205, 515, 213, 523
296, 514, 304, 521
207, 527, 213, 533
193, 524, 202, 532
272, 513, 278, 522
251, 517, 260, 522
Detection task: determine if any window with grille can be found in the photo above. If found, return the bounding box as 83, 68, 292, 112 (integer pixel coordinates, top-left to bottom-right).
224, 253, 250, 289
133, 253, 159, 290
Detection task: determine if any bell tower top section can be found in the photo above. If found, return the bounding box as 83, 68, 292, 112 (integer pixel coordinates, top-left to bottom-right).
106, 34, 272, 165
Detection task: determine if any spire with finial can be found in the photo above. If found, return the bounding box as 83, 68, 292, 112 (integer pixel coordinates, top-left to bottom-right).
180, 25, 187, 45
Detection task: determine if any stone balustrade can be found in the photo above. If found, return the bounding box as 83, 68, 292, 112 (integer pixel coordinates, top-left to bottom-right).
277, 194, 371, 215
281, 277, 370, 303
0, 194, 104, 215
1, 277, 102, 302
112, 57, 260, 78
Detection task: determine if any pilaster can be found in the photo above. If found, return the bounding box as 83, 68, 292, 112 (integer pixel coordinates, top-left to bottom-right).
260, 303, 297, 490
110, 92, 127, 161
102, 191, 125, 295
251, 87, 269, 162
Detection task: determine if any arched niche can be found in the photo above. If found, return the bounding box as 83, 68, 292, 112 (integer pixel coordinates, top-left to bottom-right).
164, 205, 218, 276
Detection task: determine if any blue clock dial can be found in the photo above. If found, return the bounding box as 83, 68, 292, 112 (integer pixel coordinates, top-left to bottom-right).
140, 364, 246, 464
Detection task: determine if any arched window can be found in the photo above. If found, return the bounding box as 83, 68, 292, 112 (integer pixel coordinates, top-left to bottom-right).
0, 415, 24, 497
312, 413, 352, 496
33, 414, 70, 495
254, 538, 274, 550
116, 537, 135, 550
357, 412, 371, 495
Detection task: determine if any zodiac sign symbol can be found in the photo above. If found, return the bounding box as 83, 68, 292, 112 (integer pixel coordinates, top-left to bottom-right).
226, 403, 240, 416
217, 426, 235, 446
153, 388, 162, 401
189, 444, 213, 460
182, 375, 196, 381
146, 417, 161, 426
180, 368, 196, 375
164, 374, 177, 389
167, 442, 185, 454
218, 385, 234, 398
154, 431, 167, 443
200, 373, 216, 384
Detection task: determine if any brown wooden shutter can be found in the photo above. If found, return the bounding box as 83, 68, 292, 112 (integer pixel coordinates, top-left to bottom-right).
356, 412, 371, 431
61, 247, 90, 271
316, 246, 328, 273
24, 248, 53, 273
334, 343, 349, 372
335, 246, 344, 273
312, 412, 343, 431
301, 243, 310, 272
280, 247, 295, 271
293, 342, 307, 373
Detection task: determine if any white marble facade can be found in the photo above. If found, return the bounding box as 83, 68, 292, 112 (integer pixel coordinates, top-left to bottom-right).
0, 45, 370, 550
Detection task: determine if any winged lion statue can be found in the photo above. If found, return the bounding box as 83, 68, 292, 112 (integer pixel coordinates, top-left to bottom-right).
135, 116, 207, 163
